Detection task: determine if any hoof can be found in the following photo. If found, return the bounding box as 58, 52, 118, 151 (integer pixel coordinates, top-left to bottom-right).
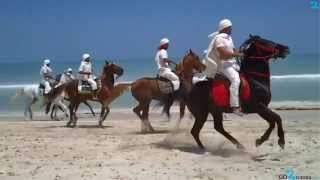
278, 139, 285, 149
255, 138, 263, 147
236, 143, 246, 150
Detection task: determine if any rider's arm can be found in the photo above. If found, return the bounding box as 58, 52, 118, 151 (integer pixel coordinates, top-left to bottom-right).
217, 47, 243, 60
78, 63, 91, 75
163, 58, 176, 65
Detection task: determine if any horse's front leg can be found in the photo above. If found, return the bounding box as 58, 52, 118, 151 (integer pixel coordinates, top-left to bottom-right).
72, 103, 80, 127
66, 103, 74, 127
211, 111, 245, 150
256, 104, 285, 149
99, 105, 106, 127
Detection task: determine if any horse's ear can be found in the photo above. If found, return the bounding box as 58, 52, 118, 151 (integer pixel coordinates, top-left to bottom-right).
189, 49, 193, 54
105, 60, 109, 65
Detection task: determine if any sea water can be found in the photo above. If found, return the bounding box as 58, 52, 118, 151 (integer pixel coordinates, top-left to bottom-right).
0, 54, 319, 113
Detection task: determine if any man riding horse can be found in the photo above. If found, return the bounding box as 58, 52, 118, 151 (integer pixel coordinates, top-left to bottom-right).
155, 38, 180, 94
40, 58, 54, 95
204, 19, 244, 115
78, 53, 98, 96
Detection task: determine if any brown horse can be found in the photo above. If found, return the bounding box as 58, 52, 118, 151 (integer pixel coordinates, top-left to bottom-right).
131, 50, 205, 132
184, 35, 290, 150
54, 61, 129, 127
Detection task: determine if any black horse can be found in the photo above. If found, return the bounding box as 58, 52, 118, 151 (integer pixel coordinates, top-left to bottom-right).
186, 35, 290, 150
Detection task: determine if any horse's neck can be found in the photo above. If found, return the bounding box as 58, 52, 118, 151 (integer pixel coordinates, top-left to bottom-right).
101, 72, 114, 89
241, 58, 271, 86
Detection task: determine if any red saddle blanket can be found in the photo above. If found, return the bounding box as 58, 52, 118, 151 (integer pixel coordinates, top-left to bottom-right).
210, 74, 251, 108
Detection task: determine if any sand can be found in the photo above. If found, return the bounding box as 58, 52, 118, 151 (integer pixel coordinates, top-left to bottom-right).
0, 108, 319, 180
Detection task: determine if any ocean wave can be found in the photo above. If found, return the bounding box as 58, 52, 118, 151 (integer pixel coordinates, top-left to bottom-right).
270, 101, 320, 109
0, 81, 134, 89
271, 74, 320, 80
0, 74, 319, 89
0, 84, 38, 89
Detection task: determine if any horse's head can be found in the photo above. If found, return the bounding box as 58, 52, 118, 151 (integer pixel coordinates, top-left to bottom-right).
240, 35, 290, 61
103, 60, 124, 78
177, 49, 206, 77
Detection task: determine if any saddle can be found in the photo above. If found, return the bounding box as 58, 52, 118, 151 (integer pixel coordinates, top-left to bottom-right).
156, 76, 174, 94
210, 73, 251, 108
77, 79, 101, 94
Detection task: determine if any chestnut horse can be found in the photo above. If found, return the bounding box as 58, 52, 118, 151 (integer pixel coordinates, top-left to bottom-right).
51, 61, 129, 127
131, 50, 205, 132
185, 35, 290, 150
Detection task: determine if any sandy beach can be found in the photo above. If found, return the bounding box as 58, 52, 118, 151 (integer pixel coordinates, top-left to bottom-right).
0, 108, 319, 180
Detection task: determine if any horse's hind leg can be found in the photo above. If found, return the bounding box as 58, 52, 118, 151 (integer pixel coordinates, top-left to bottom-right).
162, 95, 174, 121
256, 104, 285, 149
141, 102, 154, 133
133, 102, 143, 119
173, 101, 186, 131
211, 111, 245, 150
191, 111, 208, 150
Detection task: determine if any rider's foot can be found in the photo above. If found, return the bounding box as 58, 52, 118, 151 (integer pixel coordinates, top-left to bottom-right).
232, 107, 244, 116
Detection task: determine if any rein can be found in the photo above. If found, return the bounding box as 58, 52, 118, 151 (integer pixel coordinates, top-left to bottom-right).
245, 43, 279, 61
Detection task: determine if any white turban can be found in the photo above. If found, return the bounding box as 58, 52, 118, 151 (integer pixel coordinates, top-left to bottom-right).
218, 19, 232, 32
67, 68, 72, 72
160, 38, 169, 46
207, 19, 232, 40
43, 59, 50, 65
82, 53, 90, 61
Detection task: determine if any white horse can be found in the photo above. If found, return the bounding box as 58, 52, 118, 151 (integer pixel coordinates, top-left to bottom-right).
12, 83, 69, 121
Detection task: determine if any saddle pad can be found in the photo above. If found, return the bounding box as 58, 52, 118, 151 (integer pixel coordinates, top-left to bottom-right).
78, 81, 92, 93
210, 74, 251, 108
158, 79, 173, 94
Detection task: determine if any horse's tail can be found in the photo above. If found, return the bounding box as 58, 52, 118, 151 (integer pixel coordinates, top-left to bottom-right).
11, 88, 24, 101
104, 83, 131, 105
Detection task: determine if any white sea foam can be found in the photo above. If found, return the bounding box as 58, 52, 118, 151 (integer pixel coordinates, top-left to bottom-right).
270, 101, 320, 109
0, 84, 38, 89
0, 81, 134, 89
271, 74, 320, 80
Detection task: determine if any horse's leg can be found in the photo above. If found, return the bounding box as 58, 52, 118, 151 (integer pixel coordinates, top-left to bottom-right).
24, 98, 32, 120
72, 103, 80, 127
191, 110, 209, 150
84, 101, 95, 117
133, 102, 144, 120
56, 100, 68, 120
100, 105, 105, 124
66, 103, 74, 127
50, 105, 55, 120
99, 106, 110, 127
141, 102, 154, 132
162, 95, 174, 121
29, 97, 37, 120
173, 101, 186, 131
256, 104, 285, 149
211, 111, 245, 150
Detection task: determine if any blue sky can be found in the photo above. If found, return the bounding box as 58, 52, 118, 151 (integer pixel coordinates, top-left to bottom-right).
0, 0, 319, 61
